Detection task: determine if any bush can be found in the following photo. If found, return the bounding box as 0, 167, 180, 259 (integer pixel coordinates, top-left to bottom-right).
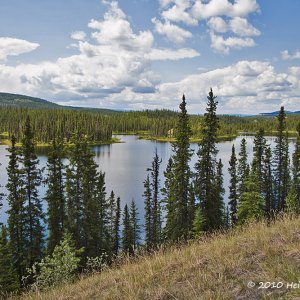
24, 232, 81, 290
83, 254, 108, 275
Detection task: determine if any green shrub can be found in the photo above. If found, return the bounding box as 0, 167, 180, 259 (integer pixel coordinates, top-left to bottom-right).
25, 232, 81, 290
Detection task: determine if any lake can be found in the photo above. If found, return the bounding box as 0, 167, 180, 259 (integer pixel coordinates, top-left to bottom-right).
0, 134, 296, 225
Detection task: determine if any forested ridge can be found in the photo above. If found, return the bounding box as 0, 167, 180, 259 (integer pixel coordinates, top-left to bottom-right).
0, 89, 300, 298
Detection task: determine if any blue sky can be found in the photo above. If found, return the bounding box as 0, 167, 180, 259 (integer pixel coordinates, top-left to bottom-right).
0, 0, 299, 113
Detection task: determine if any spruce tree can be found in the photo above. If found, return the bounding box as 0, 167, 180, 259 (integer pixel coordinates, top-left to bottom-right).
237, 172, 265, 225
148, 149, 162, 247
107, 190, 116, 256
164, 94, 192, 240
214, 159, 225, 228
161, 157, 174, 240
0, 226, 19, 294
45, 140, 65, 254
66, 135, 85, 250
285, 185, 300, 214
187, 182, 196, 232
95, 171, 109, 255
195, 88, 221, 231
81, 138, 100, 257
273, 107, 290, 210
20, 116, 44, 267
0, 162, 3, 224
161, 158, 174, 204
112, 197, 121, 256
66, 134, 100, 257
237, 138, 249, 198
292, 123, 300, 201
6, 135, 26, 284
192, 206, 205, 236
129, 200, 141, 250
122, 204, 132, 254
262, 145, 275, 218
143, 175, 153, 250
252, 128, 267, 190
228, 145, 238, 226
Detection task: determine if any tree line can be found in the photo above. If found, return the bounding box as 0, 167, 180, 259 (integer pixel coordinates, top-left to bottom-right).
0, 108, 113, 144
1, 106, 300, 145
0, 89, 300, 296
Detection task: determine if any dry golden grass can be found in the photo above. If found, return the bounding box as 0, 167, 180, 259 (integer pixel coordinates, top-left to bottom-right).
21, 216, 300, 300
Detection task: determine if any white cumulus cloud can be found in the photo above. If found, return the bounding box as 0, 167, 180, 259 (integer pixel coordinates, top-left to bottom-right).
161, 0, 198, 25
208, 17, 260, 37
71, 31, 87, 41
147, 48, 200, 61
103, 60, 300, 113
156, 0, 260, 53
152, 18, 192, 44
281, 50, 300, 60
191, 0, 259, 20
0, 37, 39, 61
210, 32, 255, 54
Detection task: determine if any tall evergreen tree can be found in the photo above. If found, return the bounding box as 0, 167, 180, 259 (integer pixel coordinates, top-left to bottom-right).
237, 138, 249, 198
45, 140, 65, 254
66, 135, 85, 250
6, 135, 26, 284
228, 145, 238, 226
129, 200, 141, 250
122, 204, 132, 254
214, 159, 225, 228
112, 197, 121, 256
273, 107, 290, 210
148, 149, 162, 247
66, 134, 101, 257
292, 123, 300, 201
161, 157, 174, 240
252, 128, 267, 189
0, 162, 3, 224
95, 171, 109, 255
195, 88, 221, 231
187, 182, 196, 232
164, 94, 192, 240
262, 145, 275, 218
0, 226, 19, 294
237, 171, 265, 225
143, 175, 153, 250
107, 190, 116, 256
20, 116, 44, 267
81, 139, 100, 257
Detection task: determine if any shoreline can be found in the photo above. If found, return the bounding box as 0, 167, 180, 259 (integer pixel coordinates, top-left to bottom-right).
0, 136, 122, 148
1, 130, 298, 147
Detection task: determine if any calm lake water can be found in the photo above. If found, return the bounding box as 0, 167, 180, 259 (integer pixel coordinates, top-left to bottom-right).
0, 135, 296, 225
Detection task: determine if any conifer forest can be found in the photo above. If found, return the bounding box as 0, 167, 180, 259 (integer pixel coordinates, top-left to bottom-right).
0, 88, 300, 297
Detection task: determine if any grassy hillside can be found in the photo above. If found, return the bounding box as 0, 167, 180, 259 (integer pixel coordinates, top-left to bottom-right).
22, 216, 300, 300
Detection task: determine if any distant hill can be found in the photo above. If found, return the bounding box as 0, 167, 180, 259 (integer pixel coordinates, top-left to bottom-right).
0, 92, 61, 109
260, 110, 300, 116
0, 92, 119, 114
